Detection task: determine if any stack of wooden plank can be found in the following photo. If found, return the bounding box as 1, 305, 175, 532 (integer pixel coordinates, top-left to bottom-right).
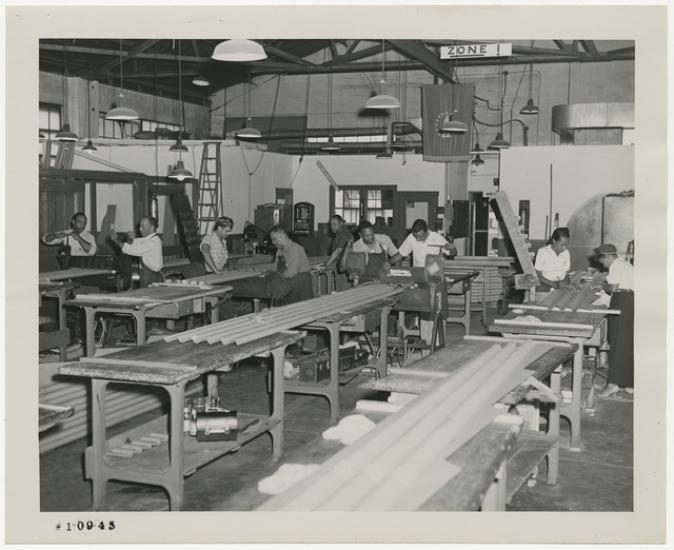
537, 285, 600, 312
258, 341, 550, 511
165, 283, 404, 346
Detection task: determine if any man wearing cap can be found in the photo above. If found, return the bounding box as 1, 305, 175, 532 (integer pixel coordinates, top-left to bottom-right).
595, 243, 634, 397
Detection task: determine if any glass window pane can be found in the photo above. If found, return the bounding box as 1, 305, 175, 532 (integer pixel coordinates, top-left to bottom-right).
39, 109, 49, 130
334, 191, 343, 208
49, 109, 61, 130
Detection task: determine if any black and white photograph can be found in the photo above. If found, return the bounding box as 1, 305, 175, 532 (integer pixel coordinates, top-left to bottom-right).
4, 3, 668, 545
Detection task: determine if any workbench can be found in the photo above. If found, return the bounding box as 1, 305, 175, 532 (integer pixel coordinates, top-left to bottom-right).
253, 336, 573, 511
291, 297, 398, 422
39, 282, 77, 359
360, 335, 575, 504
57, 330, 305, 511
66, 283, 232, 357
445, 256, 515, 327
217, 411, 521, 511
39, 267, 116, 284
444, 270, 480, 334
490, 308, 611, 449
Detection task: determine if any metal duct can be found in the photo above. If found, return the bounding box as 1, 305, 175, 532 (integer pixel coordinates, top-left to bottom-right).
255, 121, 421, 141
552, 102, 634, 135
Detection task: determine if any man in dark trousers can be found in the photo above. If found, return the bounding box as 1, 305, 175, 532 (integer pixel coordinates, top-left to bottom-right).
270, 225, 315, 304
111, 217, 163, 289
326, 214, 353, 291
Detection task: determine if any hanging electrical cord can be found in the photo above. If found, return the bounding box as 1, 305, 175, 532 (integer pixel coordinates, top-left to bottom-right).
239, 74, 281, 177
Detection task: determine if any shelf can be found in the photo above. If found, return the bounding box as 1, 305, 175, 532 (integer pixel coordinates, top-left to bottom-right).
102, 413, 278, 477
506, 430, 557, 502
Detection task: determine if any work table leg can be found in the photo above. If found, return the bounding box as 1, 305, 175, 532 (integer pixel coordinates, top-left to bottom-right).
84, 307, 96, 357
547, 365, 562, 485
134, 311, 147, 347
326, 323, 341, 423
375, 307, 390, 379
269, 346, 286, 462
166, 384, 186, 511
563, 343, 583, 451
91, 379, 109, 510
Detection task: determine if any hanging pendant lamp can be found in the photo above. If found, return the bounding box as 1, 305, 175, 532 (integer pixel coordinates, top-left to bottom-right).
168, 40, 194, 181
56, 45, 78, 142
364, 40, 400, 110
212, 39, 267, 62
81, 78, 97, 151
192, 74, 210, 87
321, 72, 341, 152
106, 40, 139, 121
488, 132, 510, 150
56, 123, 78, 142
471, 137, 485, 165
236, 80, 261, 140
520, 63, 539, 115
440, 114, 468, 134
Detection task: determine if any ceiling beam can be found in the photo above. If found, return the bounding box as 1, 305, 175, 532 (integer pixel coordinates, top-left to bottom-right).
264, 45, 316, 66
96, 39, 162, 74
123, 77, 206, 102
580, 40, 600, 57
343, 39, 360, 57
240, 50, 636, 77
325, 43, 382, 65
329, 40, 339, 60
387, 40, 456, 83
40, 42, 209, 63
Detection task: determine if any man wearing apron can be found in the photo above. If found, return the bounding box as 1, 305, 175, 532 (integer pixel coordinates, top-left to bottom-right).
346, 221, 399, 282
113, 216, 164, 288
269, 225, 315, 304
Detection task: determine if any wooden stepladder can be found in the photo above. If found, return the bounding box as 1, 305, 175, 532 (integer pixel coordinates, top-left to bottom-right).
197, 142, 223, 236
487, 191, 538, 291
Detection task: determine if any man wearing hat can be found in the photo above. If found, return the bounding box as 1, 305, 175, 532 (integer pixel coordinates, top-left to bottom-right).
595, 243, 634, 398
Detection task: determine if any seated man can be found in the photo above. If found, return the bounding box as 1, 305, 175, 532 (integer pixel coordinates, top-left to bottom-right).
342, 220, 399, 282
111, 217, 163, 288
201, 216, 234, 273
270, 225, 315, 304
534, 227, 572, 291
42, 212, 97, 260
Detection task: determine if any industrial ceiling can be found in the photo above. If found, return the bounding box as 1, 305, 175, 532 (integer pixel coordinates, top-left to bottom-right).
39, 39, 635, 105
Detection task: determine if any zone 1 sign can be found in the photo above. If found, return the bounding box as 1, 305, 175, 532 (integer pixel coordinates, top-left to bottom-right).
440, 43, 512, 59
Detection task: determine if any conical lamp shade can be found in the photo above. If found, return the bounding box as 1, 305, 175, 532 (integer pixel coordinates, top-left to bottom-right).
488, 132, 510, 150
212, 39, 267, 62
471, 154, 485, 166
168, 160, 193, 181
520, 98, 540, 115
236, 122, 262, 139
82, 139, 98, 152
365, 94, 400, 110
169, 137, 188, 152
106, 105, 139, 121
55, 124, 78, 142
440, 117, 468, 134
320, 135, 341, 152
471, 142, 484, 153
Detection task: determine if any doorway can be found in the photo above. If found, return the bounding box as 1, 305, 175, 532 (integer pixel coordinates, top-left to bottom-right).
394, 191, 439, 243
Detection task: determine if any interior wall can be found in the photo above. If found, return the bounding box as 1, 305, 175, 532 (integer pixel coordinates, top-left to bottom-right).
288, 154, 446, 227
70, 141, 292, 231
498, 145, 635, 244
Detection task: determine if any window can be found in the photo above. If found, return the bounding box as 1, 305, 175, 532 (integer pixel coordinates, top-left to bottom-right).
98, 115, 179, 139
39, 103, 61, 140
333, 187, 395, 226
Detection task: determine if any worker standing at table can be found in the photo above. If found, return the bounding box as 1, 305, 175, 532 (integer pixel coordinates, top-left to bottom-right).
595, 243, 635, 397
343, 220, 399, 283
201, 216, 234, 273
111, 217, 163, 288
42, 211, 97, 257
389, 219, 457, 349
534, 227, 572, 291
326, 215, 353, 291
270, 225, 315, 304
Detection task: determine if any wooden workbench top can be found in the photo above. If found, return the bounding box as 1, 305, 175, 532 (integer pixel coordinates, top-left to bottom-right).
66, 284, 232, 308
39, 267, 115, 283
58, 330, 306, 385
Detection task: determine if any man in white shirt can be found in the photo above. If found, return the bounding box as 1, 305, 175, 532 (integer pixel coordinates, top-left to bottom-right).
201, 217, 233, 273
112, 217, 163, 288
42, 212, 97, 256
595, 243, 635, 397
534, 227, 571, 290
390, 219, 456, 267
343, 221, 399, 283
389, 219, 456, 351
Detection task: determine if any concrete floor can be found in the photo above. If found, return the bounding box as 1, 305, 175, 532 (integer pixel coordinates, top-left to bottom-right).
39, 309, 633, 512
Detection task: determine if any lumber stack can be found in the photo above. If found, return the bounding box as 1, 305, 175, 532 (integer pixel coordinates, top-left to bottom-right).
165, 283, 403, 346
259, 341, 549, 511
537, 282, 600, 312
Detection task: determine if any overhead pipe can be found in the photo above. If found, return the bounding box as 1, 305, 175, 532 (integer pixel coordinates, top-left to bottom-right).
254, 121, 421, 141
